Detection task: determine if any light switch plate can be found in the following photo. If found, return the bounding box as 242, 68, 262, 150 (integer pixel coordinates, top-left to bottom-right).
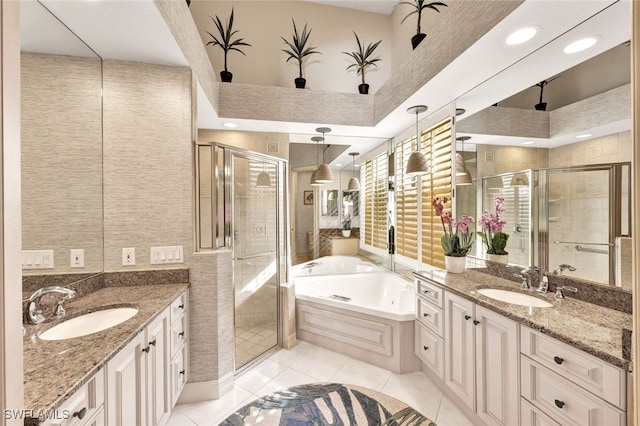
70, 249, 84, 268
122, 248, 135, 266
150, 246, 184, 265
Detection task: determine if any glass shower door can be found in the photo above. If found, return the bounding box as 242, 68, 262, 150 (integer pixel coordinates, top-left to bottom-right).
231, 153, 279, 370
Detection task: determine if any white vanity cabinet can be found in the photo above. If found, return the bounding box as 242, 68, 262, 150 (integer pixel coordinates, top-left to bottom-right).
414, 279, 445, 379
444, 292, 519, 426
107, 290, 188, 426
520, 326, 626, 426
168, 291, 189, 407
42, 368, 105, 426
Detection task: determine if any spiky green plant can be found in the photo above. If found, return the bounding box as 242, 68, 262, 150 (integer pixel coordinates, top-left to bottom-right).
205, 8, 251, 73
342, 32, 382, 86
281, 19, 321, 79
397, 1, 448, 36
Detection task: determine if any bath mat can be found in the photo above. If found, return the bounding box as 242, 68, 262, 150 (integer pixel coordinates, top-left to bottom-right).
218, 382, 436, 425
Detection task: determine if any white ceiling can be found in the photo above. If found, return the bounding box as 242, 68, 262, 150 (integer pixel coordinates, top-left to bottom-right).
21, 0, 631, 168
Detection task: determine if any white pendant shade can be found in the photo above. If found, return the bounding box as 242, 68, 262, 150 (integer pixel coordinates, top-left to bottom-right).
256, 171, 271, 187
314, 163, 333, 183
406, 151, 429, 175
455, 153, 467, 176
457, 170, 473, 185
348, 176, 360, 191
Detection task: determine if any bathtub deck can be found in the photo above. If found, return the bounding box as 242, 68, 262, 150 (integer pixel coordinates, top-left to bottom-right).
296, 299, 421, 374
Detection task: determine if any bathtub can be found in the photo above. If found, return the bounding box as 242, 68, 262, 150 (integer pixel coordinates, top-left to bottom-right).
294, 271, 421, 373
291, 255, 383, 277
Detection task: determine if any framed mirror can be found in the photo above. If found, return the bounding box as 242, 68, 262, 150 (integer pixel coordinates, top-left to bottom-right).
321, 189, 339, 217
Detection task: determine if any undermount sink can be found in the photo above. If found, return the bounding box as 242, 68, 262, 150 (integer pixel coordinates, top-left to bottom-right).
476, 288, 553, 308
38, 307, 139, 341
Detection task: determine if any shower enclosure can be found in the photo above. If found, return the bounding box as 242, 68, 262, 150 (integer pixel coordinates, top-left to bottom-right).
195, 143, 288, 371
481, 163, 631, 286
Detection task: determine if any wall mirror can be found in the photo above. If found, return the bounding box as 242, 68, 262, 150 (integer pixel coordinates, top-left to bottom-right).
454, 36, 632, 290
21, 0, 104, 283
321, 189, 339, 217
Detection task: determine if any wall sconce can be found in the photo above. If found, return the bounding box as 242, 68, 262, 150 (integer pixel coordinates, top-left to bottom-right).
405, 105, 429, 175
314, 127, 333, 183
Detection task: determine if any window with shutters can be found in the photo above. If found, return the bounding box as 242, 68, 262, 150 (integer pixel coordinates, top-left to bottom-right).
362, 152, 388, 252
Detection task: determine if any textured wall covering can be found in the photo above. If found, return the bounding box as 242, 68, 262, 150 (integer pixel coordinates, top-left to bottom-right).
21, 52, 104, 274
457, 106, 550, 139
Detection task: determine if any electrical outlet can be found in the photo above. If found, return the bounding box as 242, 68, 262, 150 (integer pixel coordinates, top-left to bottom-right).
122, 248, 136, 266
70, 249, 84, 268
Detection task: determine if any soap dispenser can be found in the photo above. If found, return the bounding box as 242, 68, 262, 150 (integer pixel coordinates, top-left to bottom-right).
536, 276, 549, 294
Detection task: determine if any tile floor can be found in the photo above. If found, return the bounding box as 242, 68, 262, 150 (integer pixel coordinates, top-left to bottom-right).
234, 324, 278, 368
168, 341, 474, 426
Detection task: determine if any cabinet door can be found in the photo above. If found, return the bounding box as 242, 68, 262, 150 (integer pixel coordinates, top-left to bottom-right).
170, 344, 188, 407
146, 308, 170, 426
107, 332, 146, 426
444, 292, 475, 410
415, 322, 444, 379
475, 305, 519, 426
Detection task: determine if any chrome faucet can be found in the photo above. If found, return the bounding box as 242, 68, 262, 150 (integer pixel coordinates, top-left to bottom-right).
554, 286, 578, 300
519, 266, 542, 290
24, 286, 76, 324
553, 264, 576, 276
512, 273, 529, 290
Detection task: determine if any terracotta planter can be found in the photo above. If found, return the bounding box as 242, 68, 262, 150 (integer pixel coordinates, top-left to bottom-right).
444, 255, 466, 273
220, 71, 233, 83
342, 230, 351, 238
487, 254, 509, 264
295, 77, 306, 89
411, 33, 427, 50
358, 84, 369, 95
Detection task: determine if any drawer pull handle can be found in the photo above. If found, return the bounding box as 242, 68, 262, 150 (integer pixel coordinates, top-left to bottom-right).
178, 331, 185, 337
178, 304, 185, 309
473, 320, 480, 325
149, 339, 157, 347
73, 407, 87, 420
553, 356, 564, 365
423, 313, 429, 317
423, 346, 429, 351
464, 315, 471, 321
142, 346, 150, 353
554, 399, 565, 409
179, 370, 185, 376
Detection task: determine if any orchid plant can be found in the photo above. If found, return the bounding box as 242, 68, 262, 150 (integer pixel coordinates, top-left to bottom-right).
432, 197, 475, 257
478, 196, 509, 255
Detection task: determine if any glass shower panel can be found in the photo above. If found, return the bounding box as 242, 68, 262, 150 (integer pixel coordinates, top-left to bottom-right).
547, 169, 610, 283
232, 155, 279, 369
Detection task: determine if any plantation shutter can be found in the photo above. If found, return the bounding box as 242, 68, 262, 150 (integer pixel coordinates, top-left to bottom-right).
421, 118, 453, 269
362, 153, 388, 249
395, 137, 419, 260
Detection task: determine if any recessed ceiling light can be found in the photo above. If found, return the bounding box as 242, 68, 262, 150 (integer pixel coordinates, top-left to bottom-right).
506, 26, 539, 46
335, 163, 342, 167
522, 141, 535, 145
576, 133, 593, 139
223, 122, 238, 128
563, 37, 598, 54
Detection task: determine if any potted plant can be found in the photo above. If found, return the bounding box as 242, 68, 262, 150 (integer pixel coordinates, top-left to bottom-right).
342, 32, 382, 95
478, 196, 510, 263
397, 0, 448, 50
433, 197, 475, 273
281, 19, 321, 89
534, 76, 561, 111
341, 214, 351, 238
205, 8, 251, 83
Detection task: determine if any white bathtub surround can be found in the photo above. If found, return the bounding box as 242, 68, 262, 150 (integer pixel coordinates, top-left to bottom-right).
295, 272, 420, 373
291, 255, 383, 277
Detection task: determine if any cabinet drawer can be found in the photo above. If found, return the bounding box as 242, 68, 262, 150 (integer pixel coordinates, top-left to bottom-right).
416, 279, 443, 308
415, 322, 444, 380
170, 345, 188, 406
521, 398, 561, 426
521, 326, 626, 409
521, 356, 625, 426
43, 369, 105, 426
170, 314, 188, 357
170, 291, 188, 324
416, 297, 444, 336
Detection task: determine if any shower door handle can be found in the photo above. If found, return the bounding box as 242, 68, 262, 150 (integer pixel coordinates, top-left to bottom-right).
233, 251, 276, 261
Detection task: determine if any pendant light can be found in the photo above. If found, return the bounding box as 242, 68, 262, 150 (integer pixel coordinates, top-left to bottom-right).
310, 136, 323, 186
314, 127, 333, 183
256, 163, 271, 187
347, 152, 360, 191
455, 136, 472, 186
405, 105, 429, 175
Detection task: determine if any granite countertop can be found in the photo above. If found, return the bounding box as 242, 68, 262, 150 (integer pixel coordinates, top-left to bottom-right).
23, 283, 189, 418
413, 268, 632, 370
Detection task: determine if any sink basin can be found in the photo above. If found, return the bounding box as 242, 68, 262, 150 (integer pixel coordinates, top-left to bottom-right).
476, 289, 553, 308
39, 307, 139, 341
